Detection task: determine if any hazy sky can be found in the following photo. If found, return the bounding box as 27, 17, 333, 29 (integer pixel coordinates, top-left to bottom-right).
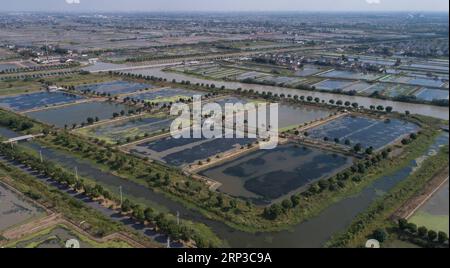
0, 0, 448, 12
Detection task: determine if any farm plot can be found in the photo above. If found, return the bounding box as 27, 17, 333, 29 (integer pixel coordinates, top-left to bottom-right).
76, 114, 173, 144
76, 80, 153, 96
6, 225, 132, 248
409, 181, 449, 235
383, 84, 419, 98
0, 183, 45, 232
131, 88, 204, 105
318, 70, 382, 81
342, 82, 374, 93
313, 79, 355, 91
360, 83, 392, 96
295, 65, 326, 77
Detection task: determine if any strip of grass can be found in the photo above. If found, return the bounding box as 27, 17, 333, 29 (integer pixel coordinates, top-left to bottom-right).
4, 224, 133, 248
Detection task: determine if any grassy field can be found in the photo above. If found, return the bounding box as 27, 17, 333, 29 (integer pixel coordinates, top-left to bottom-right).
409, 211, 449, 235
0, 80, 43, 96
45, 73, 116, 87
4, 224, 133, 248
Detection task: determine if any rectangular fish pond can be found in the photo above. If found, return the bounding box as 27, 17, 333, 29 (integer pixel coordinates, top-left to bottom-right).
0, 91, 84, 112
200, 143, 353, 203
307, 115, 419, 150
414, 88, 449, 101
76, 114, 174, 145
25, 101, 134, 128
130, 133, 257, 167
75, 80, 153, 96
0, 183, 45, 232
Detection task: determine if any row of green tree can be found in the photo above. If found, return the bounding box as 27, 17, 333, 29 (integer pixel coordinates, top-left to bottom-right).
0, 143, 217, 248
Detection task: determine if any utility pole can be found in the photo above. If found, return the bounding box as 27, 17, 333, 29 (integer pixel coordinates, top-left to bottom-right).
39, 150, 43, 163
119, 186, 123, 207
167, 237, 170, 248
176, 211, 180, 225
74, 166, 78, 181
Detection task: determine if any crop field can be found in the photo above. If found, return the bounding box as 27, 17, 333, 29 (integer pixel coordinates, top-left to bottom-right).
76, 80, 153, 96
383, 84, 419, 98
318, 70, 382, 81
0, 48, 17, 60
25, 101, 134, 128
0, 183, 45, 232
181, 65, 249, 80
295, 65, 327, 77
76, 114, 174, 144
307, 115, 419, 150
359, 83, 391, 95
342, 82, 374, 93
313, 79, 355, 91
0, 80, 42, 96
414, 88, 449, 101
5, 225, 132, 248
409, 181, 449, 235
0, 91, 84, 112
131, 87, 204, 104
200, 143, 353, 201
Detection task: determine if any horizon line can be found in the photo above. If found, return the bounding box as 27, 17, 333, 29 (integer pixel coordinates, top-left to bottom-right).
1, 10, 449, 13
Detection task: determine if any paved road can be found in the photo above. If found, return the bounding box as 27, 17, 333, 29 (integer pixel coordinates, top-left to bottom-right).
0, 156, 184, 248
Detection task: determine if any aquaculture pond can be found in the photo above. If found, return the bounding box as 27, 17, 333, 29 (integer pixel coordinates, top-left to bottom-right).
25, 101, 134, 128
200, 144, 352, 202
124, 67, 449, 120
308, 115, 419, 150
0, 91, 84, 112
76, 80, 152, 96
239, 103, 331, 132
414, 88, 449, 102
131, 135, 256, 167
0, 183, 44, 231
313, 80, 354, 91
3, 128, 446, 247
295, 66, 324, 77
319, 70, 381, 81
0, 63, 19, 72
78, 115, 174, 144
409, 181, 449, 235
276, 104, 331, 130
406, 78, 445, 88
131, 88, 204, 105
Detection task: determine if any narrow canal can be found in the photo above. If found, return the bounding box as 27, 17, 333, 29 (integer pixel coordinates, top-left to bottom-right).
1, 127, 448, 247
